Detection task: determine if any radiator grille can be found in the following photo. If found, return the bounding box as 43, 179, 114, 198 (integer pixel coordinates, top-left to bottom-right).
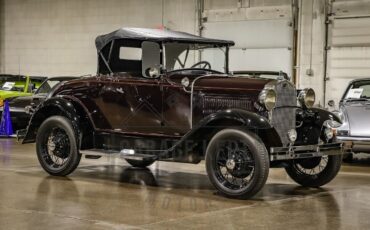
202, 96, 252, 115
271, 81, 297, 146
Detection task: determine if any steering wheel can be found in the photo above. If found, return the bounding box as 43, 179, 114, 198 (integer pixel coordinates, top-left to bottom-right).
190, 61, 211, 69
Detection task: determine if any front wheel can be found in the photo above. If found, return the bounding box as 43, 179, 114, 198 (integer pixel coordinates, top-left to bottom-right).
205, 129, 269, 199
285, 154, 342, 187
36, 116, 81, 176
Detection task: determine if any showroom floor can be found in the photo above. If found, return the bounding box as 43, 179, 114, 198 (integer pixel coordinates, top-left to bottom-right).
1, 138, 370, 230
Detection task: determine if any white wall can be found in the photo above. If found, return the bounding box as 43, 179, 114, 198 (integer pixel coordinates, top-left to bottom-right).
296, 0, 327, 106
0, 0, 197, 76
2, 0, 367, 106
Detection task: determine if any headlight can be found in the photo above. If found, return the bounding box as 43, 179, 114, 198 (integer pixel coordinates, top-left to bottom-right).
259, 88, 277, 111
298, 88, 315, 108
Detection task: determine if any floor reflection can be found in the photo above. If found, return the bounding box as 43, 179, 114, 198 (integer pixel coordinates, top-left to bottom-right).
119, 167, 158, 186
0, 138, 13, 165
76, 164, 213, 190
344, 153, 370, 166
74, 163, 338, 202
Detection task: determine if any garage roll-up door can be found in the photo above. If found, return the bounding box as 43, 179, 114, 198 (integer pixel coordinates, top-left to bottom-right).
202, 19, 293, 77
326, 16, 370, 104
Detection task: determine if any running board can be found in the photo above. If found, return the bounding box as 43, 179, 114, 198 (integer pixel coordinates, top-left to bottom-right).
80, 149, 158, 161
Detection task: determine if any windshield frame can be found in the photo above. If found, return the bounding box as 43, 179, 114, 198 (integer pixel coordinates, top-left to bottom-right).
35, 79, 63, 95
162, 42, 230, 74
342, 79, 370, 101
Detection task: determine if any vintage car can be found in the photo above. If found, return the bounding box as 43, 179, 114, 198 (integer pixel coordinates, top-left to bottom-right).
0, 75, 46, 107
0, 76, 77, 131
19, 28, 343, 199
334, 78, 370, 159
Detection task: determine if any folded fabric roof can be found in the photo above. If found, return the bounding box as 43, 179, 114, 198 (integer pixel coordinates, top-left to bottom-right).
95, 27, 235, 51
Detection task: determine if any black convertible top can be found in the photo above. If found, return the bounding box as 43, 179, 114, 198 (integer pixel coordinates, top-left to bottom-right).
95, 27, 235, 51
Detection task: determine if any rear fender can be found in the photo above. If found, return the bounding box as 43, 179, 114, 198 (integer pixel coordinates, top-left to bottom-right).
22, 97, 80, 144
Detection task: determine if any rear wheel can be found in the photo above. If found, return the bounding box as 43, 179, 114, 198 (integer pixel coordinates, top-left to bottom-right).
285, 154, 342, 187
205, 129, 269, 199
36, 116, 81, 176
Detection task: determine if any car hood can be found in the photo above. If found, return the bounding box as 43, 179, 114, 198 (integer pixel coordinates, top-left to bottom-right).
343, 101, 370, 136
193, 75, 273, 95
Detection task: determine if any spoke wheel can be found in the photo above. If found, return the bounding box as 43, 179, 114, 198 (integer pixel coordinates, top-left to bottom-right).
295, 156, 328, 175
285, 154, 342, 187
215, 140, 255, 191
206, 129, 269, 199
36, 116, 81, 176
41, 127, 71, 170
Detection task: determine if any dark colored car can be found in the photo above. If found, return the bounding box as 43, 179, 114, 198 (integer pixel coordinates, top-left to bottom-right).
0, 76, 77, 131
335, 78, 370, 158
19, 28, 343, 199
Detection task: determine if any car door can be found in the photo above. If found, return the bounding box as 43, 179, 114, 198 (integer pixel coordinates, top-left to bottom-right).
99, 74, 163, 135
161, 75, 192, 136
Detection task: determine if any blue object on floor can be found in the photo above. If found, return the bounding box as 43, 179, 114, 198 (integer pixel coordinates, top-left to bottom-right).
0, 100, 13, 136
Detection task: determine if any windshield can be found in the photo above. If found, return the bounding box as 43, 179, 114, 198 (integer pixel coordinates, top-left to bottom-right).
164, 43, 227, 73
344, 80, 370, 100
36, 80, 61, 94
232, 71, 289, 80
0, 82, 24, 92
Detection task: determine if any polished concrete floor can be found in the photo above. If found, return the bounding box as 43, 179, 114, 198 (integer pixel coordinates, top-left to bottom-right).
1, 138, 370, 229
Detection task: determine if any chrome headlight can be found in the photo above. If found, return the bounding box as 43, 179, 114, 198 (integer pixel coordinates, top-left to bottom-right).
298, 88, 315, 108
259, 88, 277, 111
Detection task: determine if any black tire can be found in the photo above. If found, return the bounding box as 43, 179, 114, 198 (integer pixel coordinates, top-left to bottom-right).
36, 116, 81, 176
205, 129, 269, 199
126, 159, 155, 168
285, 154, 342, 187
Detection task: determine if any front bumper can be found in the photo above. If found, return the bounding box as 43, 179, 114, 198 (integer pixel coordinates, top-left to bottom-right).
270, 143, 342, 161
337, 136, 370, 153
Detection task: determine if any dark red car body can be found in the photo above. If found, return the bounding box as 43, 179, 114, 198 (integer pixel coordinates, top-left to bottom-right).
21, 28, 341, 164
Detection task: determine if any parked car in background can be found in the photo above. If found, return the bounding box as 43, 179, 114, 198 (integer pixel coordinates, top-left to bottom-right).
0, 75, 46, 107
19, 28, 343, 199
0, 76, 77, 132
335, 78, 370, 159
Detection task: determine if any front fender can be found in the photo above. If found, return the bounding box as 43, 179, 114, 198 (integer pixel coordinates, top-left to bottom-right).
23, 97, 81, 144
310, 107, 342, 127
168, 109, 273, 153
197, 109, 272, 129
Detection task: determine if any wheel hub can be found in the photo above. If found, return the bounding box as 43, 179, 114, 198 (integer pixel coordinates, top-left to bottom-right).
47, 141, 56, 151
226, 159, 236, 170
225, 151, 253, 178
47, 130, 69, 159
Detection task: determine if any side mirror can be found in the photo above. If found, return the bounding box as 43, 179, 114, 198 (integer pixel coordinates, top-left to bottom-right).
142, 41, 161, 78
145, 67, 160, 78
328, 100, 335, 107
